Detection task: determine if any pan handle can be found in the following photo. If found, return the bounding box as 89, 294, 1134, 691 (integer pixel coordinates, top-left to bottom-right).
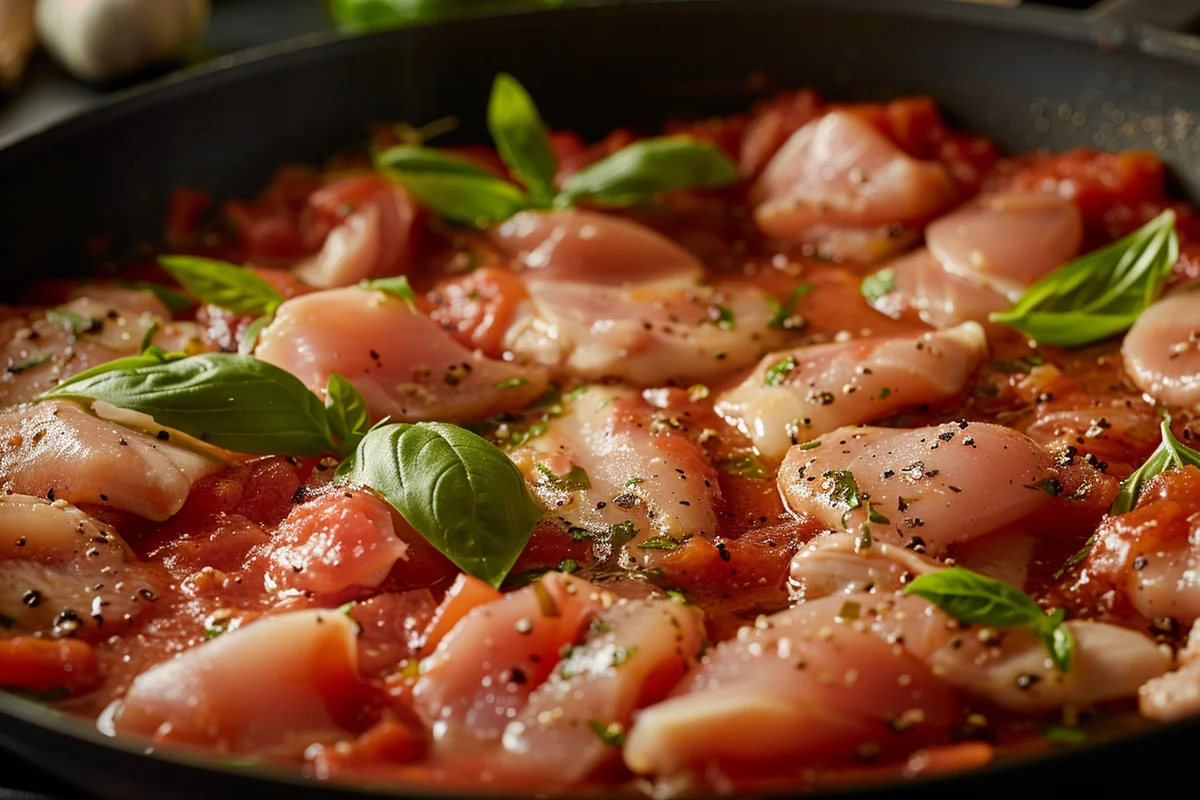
1086, 0, 1200, 32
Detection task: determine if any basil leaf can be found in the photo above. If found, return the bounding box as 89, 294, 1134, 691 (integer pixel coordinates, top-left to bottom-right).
903, 566, 1045, 628
362, 275, 417, 310
990, 210, 1179, 347
904, 566, 1074, 672
560, 137, 738, 207
330, 0, 514, 30
325, 373, 371, 456
43, 353, 333, 457
1111, 419, 1200, 515
377, 146, 529, 227
336, 422, 543, 587
376, 145, 500, 178
488, 73, 558, 205
114, 280, 195, 314
159, 256, 284, 316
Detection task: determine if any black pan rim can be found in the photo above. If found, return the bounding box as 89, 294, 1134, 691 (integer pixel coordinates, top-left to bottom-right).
2, 0, 1200, 157
2, 0, 1200, 796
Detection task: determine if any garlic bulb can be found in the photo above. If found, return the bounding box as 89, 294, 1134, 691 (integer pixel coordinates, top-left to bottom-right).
0, 0, 36, 91
35, 0, 211, 83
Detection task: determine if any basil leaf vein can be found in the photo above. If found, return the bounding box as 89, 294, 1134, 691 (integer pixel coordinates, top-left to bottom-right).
560, 137, 738, 206
325, 372, 371, 455
488, 72, 558, 205
989, 210, 1179, 347
159, 256, 284, 316
336, 422, 543, 587
904, 566, 1074, 672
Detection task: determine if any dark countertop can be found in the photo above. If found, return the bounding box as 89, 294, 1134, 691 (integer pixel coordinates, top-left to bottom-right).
0, 0, 335, 148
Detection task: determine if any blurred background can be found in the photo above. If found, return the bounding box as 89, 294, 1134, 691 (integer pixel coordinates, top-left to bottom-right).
3, 0, 1196, 147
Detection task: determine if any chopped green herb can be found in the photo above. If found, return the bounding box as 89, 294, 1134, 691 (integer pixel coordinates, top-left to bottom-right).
861, 268, 895, 304
7, 354, 51, 374
610, 645, 637, 666
637, 536, 681, 551
45, 309, 95, 336
587, 718, 627, 747
716, 453, 768, 479
710, 305, 736, 331
496, 377, 529, 389
363, 275, 417, 310
1053, 534, 1096, 580
625, 476, 644, 488
558, 558, 578, 573
878, 387, 892, 400
797, 439, 822, 451
608, 520, 639, 547
534, 463, 592, 491
1044, 725, 1086, 744
764, 355, 797, 387
768, 283, 816, 330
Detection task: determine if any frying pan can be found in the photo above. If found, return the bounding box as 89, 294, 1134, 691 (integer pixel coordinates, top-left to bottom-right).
2, 0, 1200, 797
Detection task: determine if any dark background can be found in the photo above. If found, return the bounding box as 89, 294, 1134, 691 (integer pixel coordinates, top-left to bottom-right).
0, 0, 1197, 797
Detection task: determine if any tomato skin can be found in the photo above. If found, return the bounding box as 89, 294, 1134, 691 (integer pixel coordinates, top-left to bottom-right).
427, 266, 530, 356
223, 167, 324, 264
0, 637, 102, 694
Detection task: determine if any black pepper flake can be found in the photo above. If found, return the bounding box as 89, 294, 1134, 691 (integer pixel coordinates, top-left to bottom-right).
937, 431, 954, 442
715, 541, 732, 563
291, 486, 308, 504
22, 590, 41, 608
156, 430, 170, 441
904, 536, 926, 553
15, 537, 25, 548
45, 488, 55, 502
1133, 555, 1148, 571
138, 589, 157, 602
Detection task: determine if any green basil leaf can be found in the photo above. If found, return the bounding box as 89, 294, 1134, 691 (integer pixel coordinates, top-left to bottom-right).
113, 280, 195, 314
534, 463, 591, 491
1039, 609, 1075, 673
488, 73, 558, 205
990, 210, 1179, 347
329, 0, 514, 30
375, 145, 499, 178
362, 275, 417, 310
325, 372, 371, 457
376, 146, 529, 227
559, 137, 738, 207
903, 566, 1044, 628
336, 422, 543, 587
764, 355, 797, 387
159, 256, 284, 316
1111, 419, 1200, 514
42, 353, 333, 457
904, 566, 1074, 672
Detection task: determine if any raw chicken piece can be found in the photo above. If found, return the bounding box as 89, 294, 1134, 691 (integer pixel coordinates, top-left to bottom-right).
787, 530, 938, 601
489, 210, 705, 286
864, 247, 1010, 330
716, 323, 987, 461
491, 210, 784, 384
0, 400, 232, 521
106, 608, 371, 756
1077, 466, 1200, 622
295, 176, 417, 289
925, 193, 1082, 300
255, 286, 548, 424
624, 593, 961, 777
0, 494, 162, 638
864, 193, 1081, 329
413, 573, 604, 752
498, 597, 704, 783
511, 386, 722, 567
1122, 291, 1200, 412
752, 111, 956, 262
0, 288, 205, 406
777, 422, 1056, 554
506, 279, 784, 385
